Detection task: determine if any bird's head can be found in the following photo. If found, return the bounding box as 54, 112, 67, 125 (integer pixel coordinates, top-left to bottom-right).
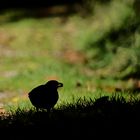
45, 80, 63, 89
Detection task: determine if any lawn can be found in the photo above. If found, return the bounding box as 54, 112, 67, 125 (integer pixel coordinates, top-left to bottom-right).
0, 12, 122, 108
0, 9, 138, 108
0, 1, 140, 136
0, 0, 139, 108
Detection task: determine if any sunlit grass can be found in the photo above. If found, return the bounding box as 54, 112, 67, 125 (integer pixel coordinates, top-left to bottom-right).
0, 0, 139, 108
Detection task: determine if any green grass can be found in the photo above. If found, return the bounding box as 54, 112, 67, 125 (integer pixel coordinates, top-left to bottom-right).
0, 0, 139, 113
0, 16, 88, 102
0, 2, 140, 138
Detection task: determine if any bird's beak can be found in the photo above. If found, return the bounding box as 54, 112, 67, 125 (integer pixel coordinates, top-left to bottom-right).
58, 83, 63, 87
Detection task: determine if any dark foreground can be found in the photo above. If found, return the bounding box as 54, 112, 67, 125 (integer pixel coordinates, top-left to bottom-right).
0, 95, 140, 139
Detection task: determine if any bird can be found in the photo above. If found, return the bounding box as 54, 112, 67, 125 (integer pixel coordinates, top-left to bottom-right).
28, 80, 63, 112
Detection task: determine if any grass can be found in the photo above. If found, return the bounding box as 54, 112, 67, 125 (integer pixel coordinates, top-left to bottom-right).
0, 18, 82, 105
0, 0, 138, 105
0, 94, 140, 138
0, 2, 140, 137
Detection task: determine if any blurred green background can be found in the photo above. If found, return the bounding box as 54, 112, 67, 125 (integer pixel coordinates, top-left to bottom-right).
0, 0, 140, 108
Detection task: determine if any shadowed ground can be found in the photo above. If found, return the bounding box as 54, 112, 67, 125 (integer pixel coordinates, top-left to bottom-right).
0, 96, 140, 138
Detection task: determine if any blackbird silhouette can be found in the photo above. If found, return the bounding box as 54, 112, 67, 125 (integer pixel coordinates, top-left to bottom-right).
28, 80, 63, 112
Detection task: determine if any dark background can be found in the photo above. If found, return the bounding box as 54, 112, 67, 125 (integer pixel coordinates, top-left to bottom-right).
0, 0, 83, 9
